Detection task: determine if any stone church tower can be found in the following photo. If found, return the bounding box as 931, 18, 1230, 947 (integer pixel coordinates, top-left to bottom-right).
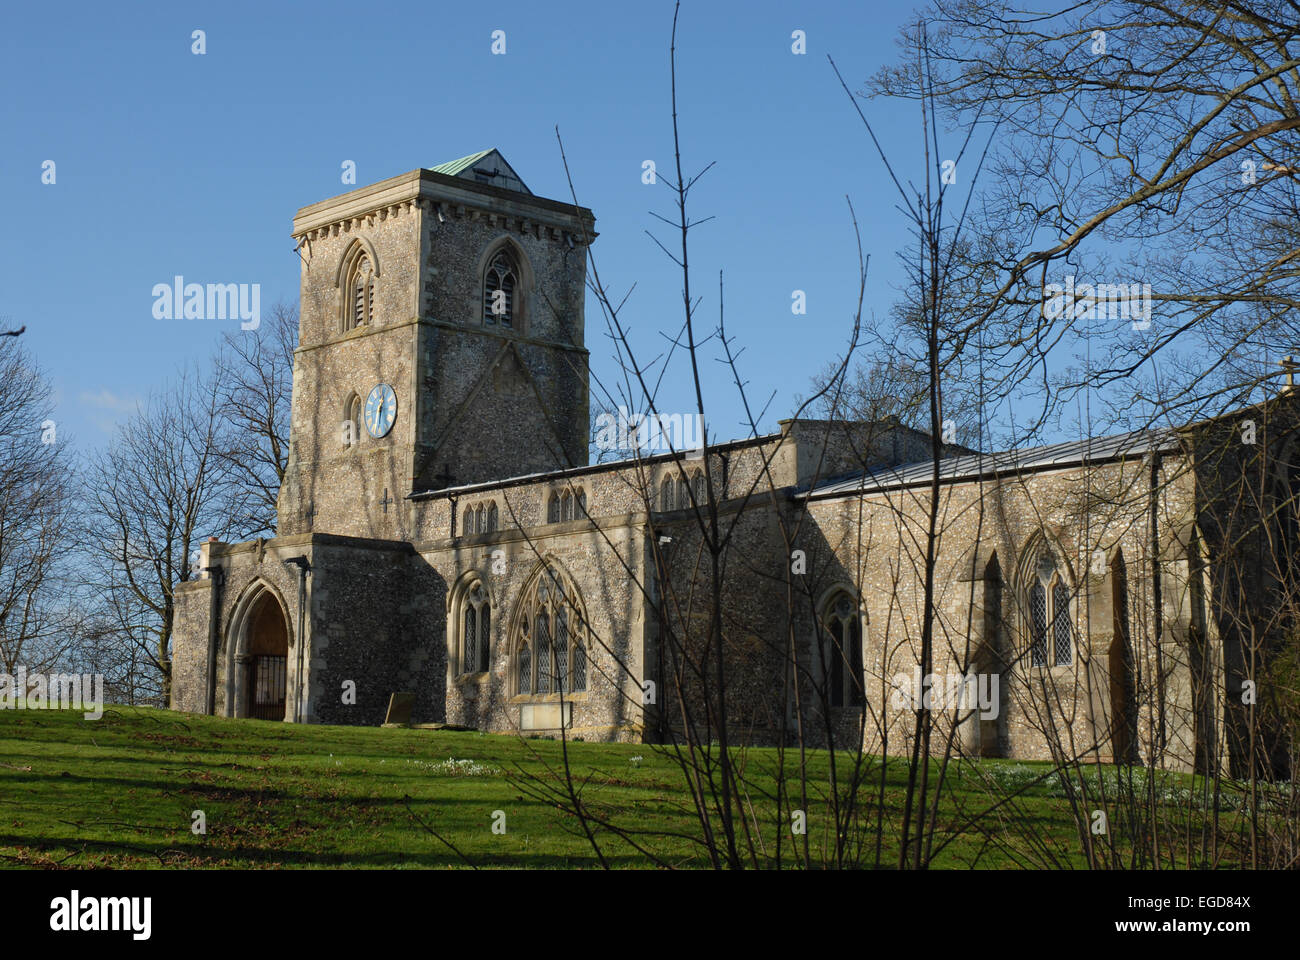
276, 149, 595, 541
171, 150, 1294, 779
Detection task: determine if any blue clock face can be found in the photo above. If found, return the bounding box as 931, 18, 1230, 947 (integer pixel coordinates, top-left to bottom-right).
364, 383, 397, 438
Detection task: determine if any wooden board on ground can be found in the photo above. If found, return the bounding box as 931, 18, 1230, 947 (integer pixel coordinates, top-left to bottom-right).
383, 692, 415, 726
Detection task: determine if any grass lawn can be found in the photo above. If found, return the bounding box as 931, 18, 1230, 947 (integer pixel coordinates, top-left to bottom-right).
0, 706, 1223, 868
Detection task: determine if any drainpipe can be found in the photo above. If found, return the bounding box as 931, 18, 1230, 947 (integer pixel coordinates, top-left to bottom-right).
283, 556, 311, 723
653, 534, 672, 743
203, 563, 225, 716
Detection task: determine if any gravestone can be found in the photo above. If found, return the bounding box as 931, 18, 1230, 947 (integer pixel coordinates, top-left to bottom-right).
383, 692, 415, 726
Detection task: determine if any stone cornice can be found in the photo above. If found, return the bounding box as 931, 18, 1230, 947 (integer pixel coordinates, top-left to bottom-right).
292, 169, 597, 241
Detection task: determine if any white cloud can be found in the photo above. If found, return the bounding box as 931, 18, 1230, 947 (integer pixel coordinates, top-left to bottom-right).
79, 388, 142, 435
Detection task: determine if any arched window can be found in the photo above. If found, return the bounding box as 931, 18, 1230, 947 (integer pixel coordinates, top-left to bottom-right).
1030, 582, 1048, 667
660, 476, 676, 512
347, 254, 376, 330
818, 592, 864, 708
1052, 582, 1073, 665
456, 580, 491, 676
547, 489, 584, 524
483, 250, 517, 327
464, 505, 477, 536
1025, 541, 1072, 667
486, 502, 498, 533
691, 470, 707, 506
344, 394, 361, 449
514, 562, 588, 695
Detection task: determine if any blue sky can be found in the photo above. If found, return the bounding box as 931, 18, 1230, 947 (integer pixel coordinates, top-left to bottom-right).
2, 0, 948, 452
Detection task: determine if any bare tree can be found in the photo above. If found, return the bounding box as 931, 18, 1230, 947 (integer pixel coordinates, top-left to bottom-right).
213, 300, 296, 537
487, 4, 1300, 872
869, 0, 1300, 433
81, 366, 240, 705
803, 353, 983, 450
0, 338, 77, 674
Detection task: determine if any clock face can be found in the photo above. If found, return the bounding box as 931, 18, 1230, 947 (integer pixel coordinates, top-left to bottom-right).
364, 383, 397, 438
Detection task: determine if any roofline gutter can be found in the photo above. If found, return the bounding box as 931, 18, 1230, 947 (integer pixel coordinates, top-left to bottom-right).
799, 442, 1185, 503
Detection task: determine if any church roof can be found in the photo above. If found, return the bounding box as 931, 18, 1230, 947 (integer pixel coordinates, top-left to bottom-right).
409, 432, 782, 500
426, 149, 532, 195
803, 427, 1183, 501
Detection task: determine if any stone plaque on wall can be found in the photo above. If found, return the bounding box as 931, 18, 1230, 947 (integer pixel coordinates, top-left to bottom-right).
520, 702, 572, 731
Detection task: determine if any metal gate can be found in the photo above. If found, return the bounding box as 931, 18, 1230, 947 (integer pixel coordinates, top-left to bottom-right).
249, 655, 287, 721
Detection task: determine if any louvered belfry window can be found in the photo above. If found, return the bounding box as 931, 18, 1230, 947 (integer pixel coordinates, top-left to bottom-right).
483, 251, 516, 326
350, 255, 375, 329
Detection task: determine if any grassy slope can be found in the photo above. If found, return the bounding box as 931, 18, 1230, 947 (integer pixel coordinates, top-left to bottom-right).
0, 706, 1136, 868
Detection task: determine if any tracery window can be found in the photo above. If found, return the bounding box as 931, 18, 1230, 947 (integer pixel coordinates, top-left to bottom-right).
1052, 582, 1072, 665
462, 502, 499, 536
691, 469, 707, 505
1026, 544, 1072, 667
483, 250, 517, 327
456, 579, 491, 676
514, 563, 587, 695
818, 591, 864, 707
660, 476, 676, 512
660, 471, 706, 511
549, 488, 585, 523
1030, 582, 1048, 667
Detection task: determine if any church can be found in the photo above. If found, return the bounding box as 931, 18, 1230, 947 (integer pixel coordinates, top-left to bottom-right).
171, 150, 1299, 778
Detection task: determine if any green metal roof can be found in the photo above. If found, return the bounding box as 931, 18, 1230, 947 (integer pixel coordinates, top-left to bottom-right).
426, 148, 532, 194
427, 149, 495, 177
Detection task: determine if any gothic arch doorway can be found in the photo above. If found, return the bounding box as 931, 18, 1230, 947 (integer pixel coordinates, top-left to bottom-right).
226, 582, 291, 721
